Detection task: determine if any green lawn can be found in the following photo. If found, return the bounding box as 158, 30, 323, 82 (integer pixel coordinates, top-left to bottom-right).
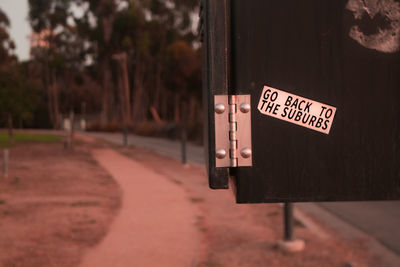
0, 133, 62, 148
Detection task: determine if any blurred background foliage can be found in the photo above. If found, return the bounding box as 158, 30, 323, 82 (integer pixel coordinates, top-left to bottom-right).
0, 0, 202, 142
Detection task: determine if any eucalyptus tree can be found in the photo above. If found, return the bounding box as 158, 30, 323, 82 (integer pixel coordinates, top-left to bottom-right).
0, 7, 39, 142
27, 0, 202, 129
29, 0, 70, 128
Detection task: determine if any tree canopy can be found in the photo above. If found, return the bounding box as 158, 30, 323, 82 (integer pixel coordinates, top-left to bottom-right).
0, 0, 202, 140
0, 7, 40, 131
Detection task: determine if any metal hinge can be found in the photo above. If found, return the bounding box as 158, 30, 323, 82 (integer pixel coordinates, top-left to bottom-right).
214, 95, 252, 167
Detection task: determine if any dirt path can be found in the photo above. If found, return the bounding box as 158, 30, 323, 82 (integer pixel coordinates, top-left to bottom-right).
119, 146, 387, 267
80, 149, 200, 267
0, 137, 391, 266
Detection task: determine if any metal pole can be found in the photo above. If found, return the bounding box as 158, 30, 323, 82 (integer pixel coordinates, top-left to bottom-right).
2, 149, 8, 178
181, 126, 187, 165
284, 202, 294, 241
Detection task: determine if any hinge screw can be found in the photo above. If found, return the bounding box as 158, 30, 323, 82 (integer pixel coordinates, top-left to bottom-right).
215, 103, 226, 114
240, 103, 251, 113
240, 148, 252, 158
216, 149, 227, 159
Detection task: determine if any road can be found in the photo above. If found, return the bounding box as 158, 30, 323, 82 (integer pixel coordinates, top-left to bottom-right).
84, 131, 400, 255
317, 201, 400, 254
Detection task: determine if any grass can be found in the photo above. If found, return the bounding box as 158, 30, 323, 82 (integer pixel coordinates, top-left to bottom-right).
0, 133, 62, 148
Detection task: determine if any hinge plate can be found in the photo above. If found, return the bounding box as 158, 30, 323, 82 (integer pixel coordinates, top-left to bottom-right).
214, 95, 252, 167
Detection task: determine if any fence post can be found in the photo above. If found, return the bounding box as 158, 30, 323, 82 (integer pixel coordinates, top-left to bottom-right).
277, 202, 305, 252
284, 202, 293, 241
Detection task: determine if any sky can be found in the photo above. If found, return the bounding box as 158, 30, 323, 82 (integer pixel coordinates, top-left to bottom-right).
0, 0, 30, 61
0, 1, 200, 61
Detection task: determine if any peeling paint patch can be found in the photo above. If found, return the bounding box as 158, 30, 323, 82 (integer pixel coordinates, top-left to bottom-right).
346, 0, 400, 53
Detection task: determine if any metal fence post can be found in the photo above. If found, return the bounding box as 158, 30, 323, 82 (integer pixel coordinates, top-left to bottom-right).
284, 202, 293, 241
277, 202, 305, 252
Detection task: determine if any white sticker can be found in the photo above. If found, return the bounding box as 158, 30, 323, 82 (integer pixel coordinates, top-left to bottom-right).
257, 85, 337, 134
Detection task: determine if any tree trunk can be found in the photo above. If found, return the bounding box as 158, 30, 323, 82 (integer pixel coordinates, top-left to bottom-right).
189, 96, 196, 124
174, 94, 180, 123
153, 65, 162, 116
117, 62, 124, 122
97, 1, 116, 122
150, 106, 162, 124
43, 60, 55, 126
101, 59, 112, 122
132, 53, 145, 123
161, 90, 168, 121
7, 112, 13, 145
121, 53, 131, 124
51, 70, 60, 129
153, 29, 166, 117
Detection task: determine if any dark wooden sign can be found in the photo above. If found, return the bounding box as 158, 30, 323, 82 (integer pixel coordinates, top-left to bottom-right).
201, 0, 400, 203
